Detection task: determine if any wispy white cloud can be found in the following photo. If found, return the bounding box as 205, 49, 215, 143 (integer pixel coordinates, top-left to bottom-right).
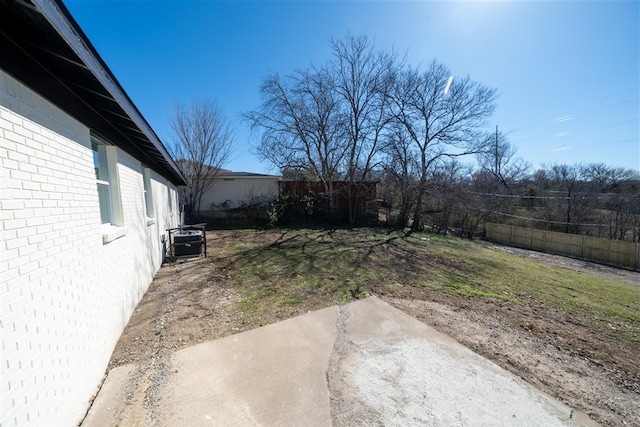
553, 131, 570, 138
552, 146, 572, 152
552, 115, 575, 123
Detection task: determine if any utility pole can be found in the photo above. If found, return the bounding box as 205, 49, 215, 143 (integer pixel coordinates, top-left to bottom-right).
495, 125, 499, 174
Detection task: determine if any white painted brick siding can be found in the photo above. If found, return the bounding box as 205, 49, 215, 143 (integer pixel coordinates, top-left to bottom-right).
1, 70, 180, 426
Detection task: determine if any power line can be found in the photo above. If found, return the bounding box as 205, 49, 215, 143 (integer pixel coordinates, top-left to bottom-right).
465, 191, 640, 200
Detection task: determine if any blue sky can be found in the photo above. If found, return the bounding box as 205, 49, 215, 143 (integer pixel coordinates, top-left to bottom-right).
65, 0, 639, 175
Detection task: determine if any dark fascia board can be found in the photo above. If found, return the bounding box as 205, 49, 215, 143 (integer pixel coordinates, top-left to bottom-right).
31, 0, 186, 186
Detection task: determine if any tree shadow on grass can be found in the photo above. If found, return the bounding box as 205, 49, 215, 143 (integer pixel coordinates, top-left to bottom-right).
208, 228, 438, 299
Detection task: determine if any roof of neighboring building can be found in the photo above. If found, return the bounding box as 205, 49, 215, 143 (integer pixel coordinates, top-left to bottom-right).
0, 0, 186, 186
175, 163, 281, 180
216, 169, 281, 179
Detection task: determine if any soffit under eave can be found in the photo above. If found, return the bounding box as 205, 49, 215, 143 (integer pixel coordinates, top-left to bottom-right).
0, 0, 186, 186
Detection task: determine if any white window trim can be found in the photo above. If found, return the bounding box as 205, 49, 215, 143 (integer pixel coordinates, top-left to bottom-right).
142, 167, 156, 225
104, 145, 124, 225
92, 135, 126, 243
101, 224, 127, 244
168, 184, 174, 214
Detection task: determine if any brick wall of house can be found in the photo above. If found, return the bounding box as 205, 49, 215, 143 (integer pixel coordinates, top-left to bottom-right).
0, 70, 180, 426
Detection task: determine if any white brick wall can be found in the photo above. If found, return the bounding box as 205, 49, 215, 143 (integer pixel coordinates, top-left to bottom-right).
1, 70, 180, 426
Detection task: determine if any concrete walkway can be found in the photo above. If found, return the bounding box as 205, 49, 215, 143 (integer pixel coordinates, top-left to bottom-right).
83, 296, 595, 426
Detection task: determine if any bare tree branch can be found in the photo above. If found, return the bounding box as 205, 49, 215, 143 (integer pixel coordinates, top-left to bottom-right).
169, 99, 233, 221
388, 60, 498, 230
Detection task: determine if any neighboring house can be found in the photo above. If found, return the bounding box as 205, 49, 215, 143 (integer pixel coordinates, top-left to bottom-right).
200, 169, 281, 211
0, 1, 186, 426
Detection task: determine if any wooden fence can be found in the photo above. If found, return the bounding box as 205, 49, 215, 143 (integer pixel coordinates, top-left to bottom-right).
485, 223, 639, 271
279, 181, 378, 224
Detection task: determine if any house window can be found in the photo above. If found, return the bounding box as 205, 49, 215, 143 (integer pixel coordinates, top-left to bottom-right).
92, 137, 113, 224
143, 167, 155, 219
168, 185, 174, 213
91, 136, 124, 236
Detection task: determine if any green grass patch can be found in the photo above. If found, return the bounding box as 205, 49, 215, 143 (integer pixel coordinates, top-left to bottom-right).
212, 228, 639, 343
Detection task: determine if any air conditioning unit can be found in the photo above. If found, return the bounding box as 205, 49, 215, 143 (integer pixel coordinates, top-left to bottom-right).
173, 229, 203, 257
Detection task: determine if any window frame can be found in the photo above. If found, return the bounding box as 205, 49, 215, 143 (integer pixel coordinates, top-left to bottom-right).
91, 134, 125, 242
92, 137, 112, 224
168, 184, 174, 214
142, 167, 155, 224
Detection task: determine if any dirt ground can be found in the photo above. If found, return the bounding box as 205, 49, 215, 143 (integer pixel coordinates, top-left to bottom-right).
106, 231, 639, 427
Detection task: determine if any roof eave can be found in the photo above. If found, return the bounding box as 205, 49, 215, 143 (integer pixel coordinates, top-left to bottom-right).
0, 0, 187, 186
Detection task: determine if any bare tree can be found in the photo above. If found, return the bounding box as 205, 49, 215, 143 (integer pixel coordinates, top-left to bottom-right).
545, 163, 597, 234
476, 128, 529, 194
170, 99, 233, 222
246, 69, 345, 218
460, 129, 531, 235
518, 163, 639, 240
388, 61, 498, 230
381, 123, 421, 227
586, 164, 640, 240
246, 35, 398, 224
247, 37, 496, 228
328, 34, 397, 223
428, 159, 470, 235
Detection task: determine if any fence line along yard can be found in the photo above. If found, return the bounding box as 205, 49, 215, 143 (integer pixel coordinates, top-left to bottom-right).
485, 223, 640, 272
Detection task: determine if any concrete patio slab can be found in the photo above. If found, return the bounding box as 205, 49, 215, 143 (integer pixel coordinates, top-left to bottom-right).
83, 296, 595, 426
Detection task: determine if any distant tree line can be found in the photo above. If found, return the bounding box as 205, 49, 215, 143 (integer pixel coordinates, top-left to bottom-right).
244, 34, 639, 240
378, 160, 640, 242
